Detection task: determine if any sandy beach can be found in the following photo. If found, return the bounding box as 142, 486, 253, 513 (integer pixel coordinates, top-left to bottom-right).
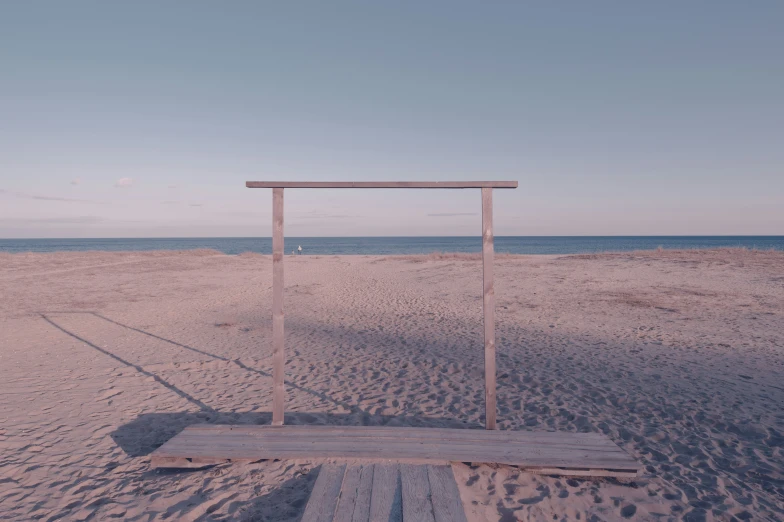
1, 249, 782, 521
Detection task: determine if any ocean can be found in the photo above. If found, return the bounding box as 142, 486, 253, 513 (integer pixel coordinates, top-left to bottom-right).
0, 236, 782, 255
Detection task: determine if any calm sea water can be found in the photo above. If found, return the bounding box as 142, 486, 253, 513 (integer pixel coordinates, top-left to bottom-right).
1, 236, 782, 255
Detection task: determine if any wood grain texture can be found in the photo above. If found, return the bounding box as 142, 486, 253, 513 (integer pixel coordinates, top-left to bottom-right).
427, 465, 468, 522
246, 181, 518, 189
301, 464, 346, 522
301, 463, 466, 522
152, 440, 631, 463
369, 464, 401, 522
150, 425, 640, 477
481, 187, 496, 430
332, 464, 365, 522
400, 464, 435, 522
272, 187, 285, 425
178, 424, 617, 443
350, 464, 374, 522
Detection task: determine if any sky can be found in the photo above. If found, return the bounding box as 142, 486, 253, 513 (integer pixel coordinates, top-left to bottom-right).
1, 2, 782, 238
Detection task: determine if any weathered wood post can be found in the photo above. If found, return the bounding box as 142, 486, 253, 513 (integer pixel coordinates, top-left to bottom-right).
272, 187, 285, 425
482, 187, 496, 430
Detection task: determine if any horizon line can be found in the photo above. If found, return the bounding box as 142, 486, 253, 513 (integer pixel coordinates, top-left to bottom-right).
2, 234, 783, 241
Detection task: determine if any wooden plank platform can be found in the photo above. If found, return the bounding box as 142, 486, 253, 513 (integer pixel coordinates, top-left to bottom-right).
150, 425, 639, 477
301, 463, 467, 522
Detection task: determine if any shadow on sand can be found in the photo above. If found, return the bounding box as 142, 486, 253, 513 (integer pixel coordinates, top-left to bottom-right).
39, 311, 437, 416
36, 312, 480, 459
236, 469, 320, 522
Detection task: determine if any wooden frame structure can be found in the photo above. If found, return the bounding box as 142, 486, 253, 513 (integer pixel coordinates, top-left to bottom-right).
150, 179, 641, 478
246, 180, 518, 429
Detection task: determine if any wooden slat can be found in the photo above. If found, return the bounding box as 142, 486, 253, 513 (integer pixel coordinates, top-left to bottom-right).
428, 465, 468, 522
152, 443, 635, 469
332, 464, 367, 522
153, 429, 635, 460
246, 181, 518, 189
302, 464, 467, 522
272, 187, 284, 425
150, 425, 639, 476
481, 187, 496, 430
167, 435, 618, 452
180, 424, 615, 444
165, 429, 624, 451
157, 425, 625, 448
350, 464, 374, 522
401, 464, 435, 522
153, 442, 633, 465
369, 464, 401, 521
301, 464, 347, 522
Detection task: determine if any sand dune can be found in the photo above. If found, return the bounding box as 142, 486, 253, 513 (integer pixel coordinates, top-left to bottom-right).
1, 249, 782, 521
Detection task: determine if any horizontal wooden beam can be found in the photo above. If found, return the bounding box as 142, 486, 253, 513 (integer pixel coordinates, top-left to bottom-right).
246, 181, 518, 189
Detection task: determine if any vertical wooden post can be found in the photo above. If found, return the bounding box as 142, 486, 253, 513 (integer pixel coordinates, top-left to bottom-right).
272, 188, 285, 425
482, 187, 496, 430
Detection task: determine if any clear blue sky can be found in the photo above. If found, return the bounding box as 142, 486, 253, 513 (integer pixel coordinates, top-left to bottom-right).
1, 2, 782, 238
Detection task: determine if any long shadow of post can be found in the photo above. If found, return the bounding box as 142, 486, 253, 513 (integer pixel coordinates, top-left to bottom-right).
40, 314, 215, 413
86, 312, 365, 414
237, 468, 319, 522
39, 311, 366, 415
40, 312, 477, 457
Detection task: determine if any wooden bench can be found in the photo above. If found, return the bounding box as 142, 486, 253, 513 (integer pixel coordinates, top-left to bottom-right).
301, 463, 468, 522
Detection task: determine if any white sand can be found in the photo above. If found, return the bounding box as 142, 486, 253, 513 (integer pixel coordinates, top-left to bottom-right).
1, 249, 782, 521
